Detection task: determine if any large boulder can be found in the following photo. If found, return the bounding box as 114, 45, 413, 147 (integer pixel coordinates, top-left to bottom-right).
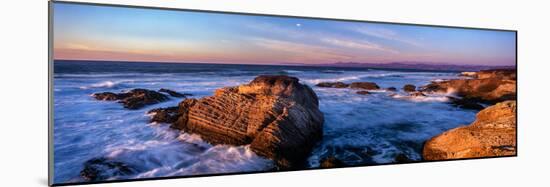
423, 101, 516, 160
349, 82, 380, 90
172, 75, 324, 169
92, 89, 169, 109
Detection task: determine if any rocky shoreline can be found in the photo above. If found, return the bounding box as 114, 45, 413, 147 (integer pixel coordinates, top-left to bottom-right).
84, 69, 516, 180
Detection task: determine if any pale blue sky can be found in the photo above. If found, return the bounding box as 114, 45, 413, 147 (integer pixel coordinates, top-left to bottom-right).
54, 2, 516, 66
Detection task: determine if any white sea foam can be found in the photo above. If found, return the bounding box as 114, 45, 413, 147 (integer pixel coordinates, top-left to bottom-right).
79, 80, 119, 89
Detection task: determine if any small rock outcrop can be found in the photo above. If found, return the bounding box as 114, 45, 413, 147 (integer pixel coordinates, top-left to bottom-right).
158, 88, 191, 98
403, 84, 416, 92
147, 107, 179, 123
394, 153, 413, 163
356, 91, 371, 95
319, 156, 346, 168
409, 91, 426, 97
475, 69, 516, 80
80, 157, 137, 182
423, 101, 516, 160
316, 82, 349, 88
420, 69, 516, 104
386, 87, 397, 92
446, 96, 485, 110
349, 82, 380, 90
172, 75, 324, 169
92, 89, 169, 109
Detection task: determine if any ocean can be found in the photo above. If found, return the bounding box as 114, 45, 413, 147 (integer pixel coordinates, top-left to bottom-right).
52, 60, 477, 183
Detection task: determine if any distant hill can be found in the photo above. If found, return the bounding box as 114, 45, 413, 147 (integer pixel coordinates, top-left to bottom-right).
314, 62, 516, 72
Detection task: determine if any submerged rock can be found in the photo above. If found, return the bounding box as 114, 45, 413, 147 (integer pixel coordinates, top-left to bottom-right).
92, 89, 169, 109
315, 82, 349, 88
423, 101, 516, 160
349, 82, 380, 90
80, 157, 137, 182
172, 75, 324, 169
403, 84, 416, 92
386, 87, 397, 92
158, 88, 192, 98
394, 153, 413, 163
319, 156, 346, 168
356, 90, 371, 95
147, 107, 179, 123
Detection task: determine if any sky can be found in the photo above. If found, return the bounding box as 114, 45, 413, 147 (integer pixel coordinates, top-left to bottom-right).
53, 3, 516, 66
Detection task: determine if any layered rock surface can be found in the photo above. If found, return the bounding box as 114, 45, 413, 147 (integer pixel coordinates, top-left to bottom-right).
423, 101, 516, 160
420, 69, 516, 104
171, 75, 324, 169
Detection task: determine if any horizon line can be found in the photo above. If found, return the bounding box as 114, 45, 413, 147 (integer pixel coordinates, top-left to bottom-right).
53, 58, 516, 68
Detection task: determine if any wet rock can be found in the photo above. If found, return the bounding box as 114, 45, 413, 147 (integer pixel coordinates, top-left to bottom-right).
356, 90, 371, 95
147, 107, 180, 123
349, 82, 380, 90
386, 87, 397, 92
92, 92, 120, 101
173, 75, 324, 169
319, 156, 346, 168
423, 101, 517, 160
409, 91, 426, 97
315, 82, 349, 88
80, 157, 136, 182
158, 88, 192, 98
446, 96, 485, 110
394, 153, 413, 163
403, 84, 416, 92
92, 89, 169, 109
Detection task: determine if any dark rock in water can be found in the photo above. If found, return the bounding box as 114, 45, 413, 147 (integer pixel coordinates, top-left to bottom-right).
315, 82, 349, 88
173, 75, 324, 169
349, 82, 380, 90
403, 84, 416, 92
320, 156, 346, 168
409, 91, 426, 97
148, 107, 180, 123
386, 87, 397, 92
92, 89, 169, 109
80, 157, 136, 182
356, 90, 371, 95
446, 96, 485, 110
394, 153, 413, 163
92, 92, 120, 101
158, 88, 192, 98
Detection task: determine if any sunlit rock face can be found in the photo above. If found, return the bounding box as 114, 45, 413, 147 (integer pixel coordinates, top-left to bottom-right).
423, 101, 516, 160
172, 75, 324, 169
